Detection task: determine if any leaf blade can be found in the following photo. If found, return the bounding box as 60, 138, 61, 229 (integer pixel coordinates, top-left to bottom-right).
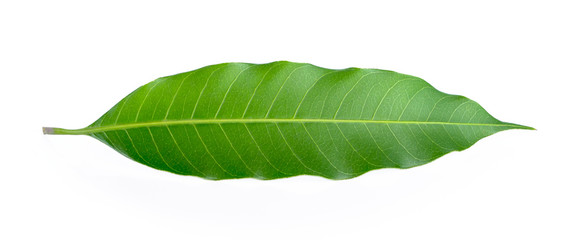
44, 61, 533, 179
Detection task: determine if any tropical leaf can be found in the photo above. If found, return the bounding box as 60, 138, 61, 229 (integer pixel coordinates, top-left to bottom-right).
43, 61, 532, 180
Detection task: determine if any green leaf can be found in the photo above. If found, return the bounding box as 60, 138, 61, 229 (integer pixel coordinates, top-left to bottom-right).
43, 61, 533, 180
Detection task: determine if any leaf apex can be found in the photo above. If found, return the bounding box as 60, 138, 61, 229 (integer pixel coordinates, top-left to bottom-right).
508, 123, 536, 130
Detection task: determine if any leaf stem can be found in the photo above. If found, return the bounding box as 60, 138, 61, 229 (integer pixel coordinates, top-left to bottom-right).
42, 127, 86, 135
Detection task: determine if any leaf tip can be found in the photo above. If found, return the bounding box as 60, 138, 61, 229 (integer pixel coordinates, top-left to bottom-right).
510, 123, 536, 131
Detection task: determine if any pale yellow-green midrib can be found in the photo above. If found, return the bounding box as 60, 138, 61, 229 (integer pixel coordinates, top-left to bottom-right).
48, 118, 532, 135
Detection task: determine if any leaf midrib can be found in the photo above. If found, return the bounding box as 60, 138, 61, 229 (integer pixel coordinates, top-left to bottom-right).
48, 118, 532, 135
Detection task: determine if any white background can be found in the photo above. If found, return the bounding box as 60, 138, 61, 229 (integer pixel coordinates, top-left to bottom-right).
1, 0, 570, 239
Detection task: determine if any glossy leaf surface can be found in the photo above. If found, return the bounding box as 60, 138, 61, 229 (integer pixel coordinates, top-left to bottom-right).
44, 61, 532, 180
